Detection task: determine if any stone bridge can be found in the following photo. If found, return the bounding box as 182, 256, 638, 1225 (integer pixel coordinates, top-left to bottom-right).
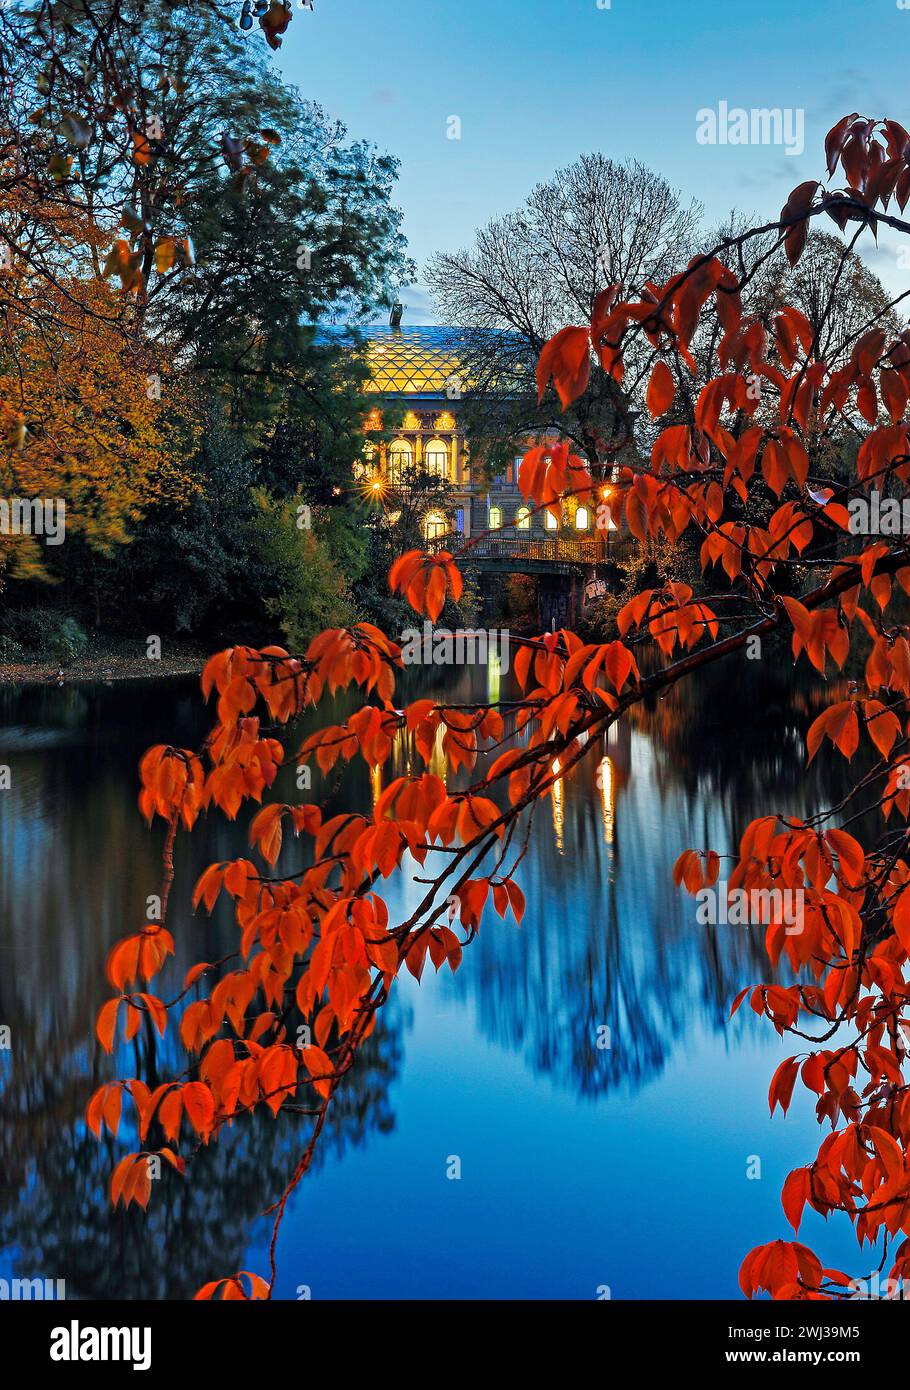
441, 533, 635, 627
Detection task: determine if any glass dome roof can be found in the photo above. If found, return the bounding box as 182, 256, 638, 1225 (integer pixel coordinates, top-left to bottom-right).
360, 326, 468, 396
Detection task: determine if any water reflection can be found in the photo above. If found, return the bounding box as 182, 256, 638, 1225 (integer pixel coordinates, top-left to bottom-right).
0, 653, 858, 1295
0, 680, 403, 1298
428, 655, 863, 1095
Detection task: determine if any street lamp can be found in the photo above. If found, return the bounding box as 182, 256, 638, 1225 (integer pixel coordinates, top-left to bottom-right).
600, 485, 613, 561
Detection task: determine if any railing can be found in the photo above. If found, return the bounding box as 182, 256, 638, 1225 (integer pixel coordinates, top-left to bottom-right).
470, 535, 605, 563
426, 532, 623, 565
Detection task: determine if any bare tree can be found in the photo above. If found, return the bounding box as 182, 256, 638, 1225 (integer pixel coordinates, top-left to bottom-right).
702, 214, 899, 368
428, 155, 702, 351
425, 157, 702, 478
428, 154, 899, 487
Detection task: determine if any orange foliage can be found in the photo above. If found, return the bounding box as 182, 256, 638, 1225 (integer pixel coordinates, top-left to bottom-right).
88, 111, 910, 1305
0, 208, 193, 577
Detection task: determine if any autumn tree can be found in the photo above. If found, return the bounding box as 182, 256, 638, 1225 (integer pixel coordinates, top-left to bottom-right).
84, 110, 910, 1305
0, 1, 411, 366
0, 1, 414, 637
25, 0, 906, 1305
0, 207, 189, 588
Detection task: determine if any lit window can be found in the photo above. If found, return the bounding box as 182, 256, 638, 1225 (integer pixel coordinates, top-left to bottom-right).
424, 511, 447, 541
489, 505, 503, 529
388, 439, 412, 484
545, 510, 559, 531
424, 439, 449, 479
516, 507, 531, 530
575, 506, 590, 530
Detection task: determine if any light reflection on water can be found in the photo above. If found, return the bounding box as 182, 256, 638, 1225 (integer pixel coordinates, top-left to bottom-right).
0, 660, 873, 1297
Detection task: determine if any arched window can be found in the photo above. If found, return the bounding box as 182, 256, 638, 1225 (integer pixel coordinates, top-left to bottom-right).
489, 505, 503, 529
515, 507, 531, 530
424, 511, 447, 541
575, 506, 590, 530
388, 439, 412, 484
545, 509, 559, 531
424, 439, 449, 479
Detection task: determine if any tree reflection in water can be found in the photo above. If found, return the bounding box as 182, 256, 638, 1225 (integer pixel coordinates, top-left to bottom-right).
0, 653, 858, 1292
393, 652, 862, 1097
0, 680, 404, 1298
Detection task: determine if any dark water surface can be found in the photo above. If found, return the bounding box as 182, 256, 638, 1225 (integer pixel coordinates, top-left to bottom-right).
0, 660, 869, 1298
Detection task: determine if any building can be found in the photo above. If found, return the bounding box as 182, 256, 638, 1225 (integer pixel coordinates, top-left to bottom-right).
353, 320, 619, 558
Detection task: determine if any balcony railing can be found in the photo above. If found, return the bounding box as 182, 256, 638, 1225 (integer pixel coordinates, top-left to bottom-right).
426, 532, 623, 564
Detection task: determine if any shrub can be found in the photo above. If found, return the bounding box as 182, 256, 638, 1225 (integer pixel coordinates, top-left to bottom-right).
0, 607, 89, 664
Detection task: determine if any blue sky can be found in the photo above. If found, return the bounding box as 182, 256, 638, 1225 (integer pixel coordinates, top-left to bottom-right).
275, 0, 910, 321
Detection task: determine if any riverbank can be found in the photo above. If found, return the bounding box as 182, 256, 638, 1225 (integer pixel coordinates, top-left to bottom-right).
0, 635, 206, 686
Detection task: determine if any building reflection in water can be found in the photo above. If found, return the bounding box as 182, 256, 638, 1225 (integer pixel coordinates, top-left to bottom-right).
487, 647, 501, 707
550, 756, 564, 854
598, 753, 615, 846
0, 653, 868, 1296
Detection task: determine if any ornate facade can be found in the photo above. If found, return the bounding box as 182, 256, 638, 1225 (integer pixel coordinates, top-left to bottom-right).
356, 324, 615, 549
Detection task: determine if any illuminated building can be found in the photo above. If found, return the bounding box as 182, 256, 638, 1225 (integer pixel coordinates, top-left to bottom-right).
325, 313, 612, 547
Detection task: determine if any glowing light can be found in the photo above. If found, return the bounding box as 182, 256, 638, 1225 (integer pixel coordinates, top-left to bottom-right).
429, 723, 447, 779
423, 510, 447, 541
551, 756, 565, 854
598, 755, 615, 845
370, 764, 382, 809
358, 472, 388, 508
488, 647, 501, 706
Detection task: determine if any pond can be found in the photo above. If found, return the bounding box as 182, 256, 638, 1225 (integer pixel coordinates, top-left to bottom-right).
0, 655, 871, 1299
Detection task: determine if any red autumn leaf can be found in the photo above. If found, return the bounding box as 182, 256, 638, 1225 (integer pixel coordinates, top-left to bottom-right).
769, 1055, 800, 1116
302, 1045, 333, 1100
781, 1167, 810, 1233
646, 360, 675, 419
536, 326, 592, 408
